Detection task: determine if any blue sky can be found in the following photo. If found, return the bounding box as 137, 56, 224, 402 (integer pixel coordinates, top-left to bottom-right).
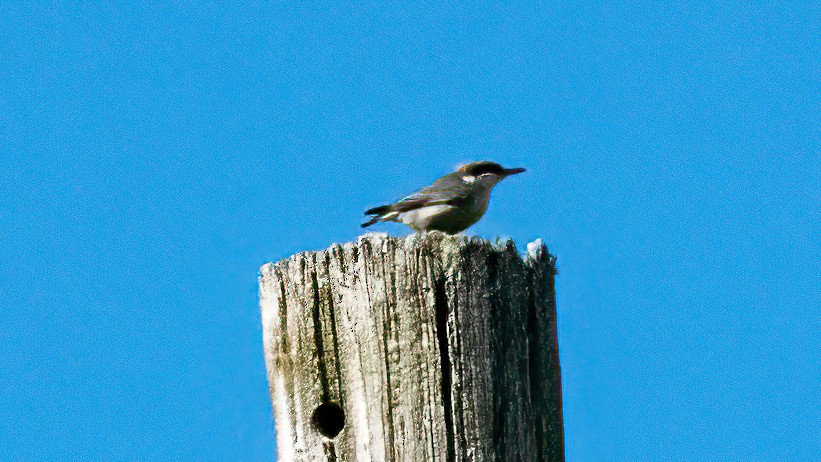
2, 1, 818, 460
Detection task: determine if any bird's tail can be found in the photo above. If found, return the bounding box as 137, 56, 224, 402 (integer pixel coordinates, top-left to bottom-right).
361, 215, 381, 228
361, 205, 393, 228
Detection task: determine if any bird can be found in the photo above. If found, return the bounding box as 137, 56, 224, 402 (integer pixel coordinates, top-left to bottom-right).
361, 161, 526, 234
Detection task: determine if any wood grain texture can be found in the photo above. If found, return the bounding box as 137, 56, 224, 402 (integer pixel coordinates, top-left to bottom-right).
259, 232, 563, 462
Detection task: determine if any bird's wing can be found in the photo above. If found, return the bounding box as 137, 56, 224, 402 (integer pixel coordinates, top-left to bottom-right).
391, 172, 472, 212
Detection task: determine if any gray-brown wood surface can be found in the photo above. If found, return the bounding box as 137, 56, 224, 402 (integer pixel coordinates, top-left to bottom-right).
259, 232, 563, 462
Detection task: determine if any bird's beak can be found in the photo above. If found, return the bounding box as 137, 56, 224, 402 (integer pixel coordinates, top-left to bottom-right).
503, 167, 526, 176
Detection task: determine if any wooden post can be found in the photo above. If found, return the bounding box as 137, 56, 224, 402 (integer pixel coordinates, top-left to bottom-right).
259, 232, 563, 461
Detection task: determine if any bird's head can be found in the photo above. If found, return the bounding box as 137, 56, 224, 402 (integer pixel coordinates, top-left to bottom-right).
457, 161, 526, 187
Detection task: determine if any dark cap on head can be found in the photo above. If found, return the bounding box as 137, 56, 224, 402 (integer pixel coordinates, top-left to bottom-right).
460, 161, 525, 176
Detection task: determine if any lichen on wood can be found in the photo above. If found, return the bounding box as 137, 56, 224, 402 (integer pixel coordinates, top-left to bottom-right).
259, 232, 563, 462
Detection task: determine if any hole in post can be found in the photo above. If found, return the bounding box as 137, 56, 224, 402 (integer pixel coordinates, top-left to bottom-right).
311, 402, 345, 439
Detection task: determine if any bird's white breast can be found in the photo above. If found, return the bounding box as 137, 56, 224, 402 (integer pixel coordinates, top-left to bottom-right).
398, 204, 454, 229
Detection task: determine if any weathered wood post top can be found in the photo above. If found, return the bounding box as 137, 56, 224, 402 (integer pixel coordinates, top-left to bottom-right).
259, 232, 563, 461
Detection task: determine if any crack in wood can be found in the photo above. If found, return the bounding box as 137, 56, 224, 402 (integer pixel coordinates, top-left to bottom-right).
310, 267, 331, 403
434, 276, 456, 462
378, 244, 397, 461
323, 252, 344, 407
